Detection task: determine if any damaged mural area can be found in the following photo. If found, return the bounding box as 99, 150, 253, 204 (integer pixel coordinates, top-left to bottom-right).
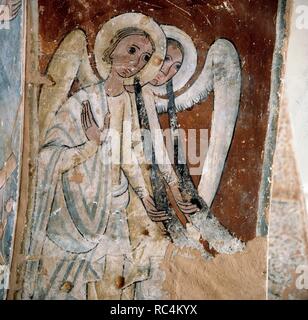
0, 0, 23, 300
6, 0, 283, 300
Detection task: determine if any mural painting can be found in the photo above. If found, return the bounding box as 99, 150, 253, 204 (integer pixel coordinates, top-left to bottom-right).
5, 1, 282, 300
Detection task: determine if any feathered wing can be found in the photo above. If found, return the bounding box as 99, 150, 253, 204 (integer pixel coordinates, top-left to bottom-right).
39, 29, 99, 144
198, 40, 241, 207
156, 39, 241, 207
0, 0, 22, 20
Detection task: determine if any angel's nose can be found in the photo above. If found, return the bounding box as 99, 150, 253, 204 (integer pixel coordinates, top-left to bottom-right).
161, 64, 170, 76
130, 57, 140, 68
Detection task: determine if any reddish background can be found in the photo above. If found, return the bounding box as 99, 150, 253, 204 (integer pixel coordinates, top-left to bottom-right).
38, 0, 278, 241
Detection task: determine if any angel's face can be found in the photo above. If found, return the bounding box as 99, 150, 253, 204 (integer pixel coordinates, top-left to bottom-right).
150, 41, 183, 86
110, 34, 154, 78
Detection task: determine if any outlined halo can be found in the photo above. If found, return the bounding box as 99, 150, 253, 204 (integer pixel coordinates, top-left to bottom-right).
148, 25, 198, 96
94, 13, 166, 86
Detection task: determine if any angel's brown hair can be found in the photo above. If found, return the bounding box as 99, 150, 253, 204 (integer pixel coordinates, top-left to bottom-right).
167, 38, 184, 57
102, 27, 155, 64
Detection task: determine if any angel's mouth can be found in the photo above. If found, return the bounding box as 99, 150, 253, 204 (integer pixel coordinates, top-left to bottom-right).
151, 79, 159, 85
119, 67, 135, 78
153, 73, 167, 84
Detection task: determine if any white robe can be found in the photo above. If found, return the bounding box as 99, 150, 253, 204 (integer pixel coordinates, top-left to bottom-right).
23, 83, 152, 299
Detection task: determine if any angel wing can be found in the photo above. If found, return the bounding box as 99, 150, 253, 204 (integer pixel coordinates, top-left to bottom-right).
156, 39, 241, 207
38, 29, 99, 145
0, 0, 21, 20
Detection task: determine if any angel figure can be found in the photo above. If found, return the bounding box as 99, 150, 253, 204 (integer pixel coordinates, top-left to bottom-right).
136, 25, 245, 254
23, 13, 169, 300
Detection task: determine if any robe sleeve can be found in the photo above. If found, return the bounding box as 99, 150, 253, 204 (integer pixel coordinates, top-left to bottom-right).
121, 149, 149, 199
54, 140, 98, 173
120, 96, 149, 199
23, 98, 100, 298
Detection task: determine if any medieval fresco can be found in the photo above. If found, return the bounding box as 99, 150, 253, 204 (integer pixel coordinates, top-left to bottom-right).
0, 0, 23, 300
5, 0, 282, 300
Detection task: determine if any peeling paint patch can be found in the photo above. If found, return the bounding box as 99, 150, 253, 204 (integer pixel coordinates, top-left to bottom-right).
161, 237, 267, 300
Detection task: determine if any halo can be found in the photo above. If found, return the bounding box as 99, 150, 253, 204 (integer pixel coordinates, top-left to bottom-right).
148, 25, 198, 96
94, 13, 166, 86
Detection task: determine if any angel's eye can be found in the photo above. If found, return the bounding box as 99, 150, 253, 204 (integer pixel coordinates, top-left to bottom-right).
128, 46, 137, 55
143, 53, 151, 62
165, 55, 171, 62
175, 63, 182, 71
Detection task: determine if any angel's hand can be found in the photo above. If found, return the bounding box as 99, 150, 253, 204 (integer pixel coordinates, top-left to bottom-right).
81, 101, 100, 145
170, 183, 199, 215
176, 200, 200, 215
142, 195, 171, 223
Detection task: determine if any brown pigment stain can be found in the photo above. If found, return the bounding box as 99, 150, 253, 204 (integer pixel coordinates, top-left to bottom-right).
152, 56, 163, 66
115, 276, 125, 289
141, 228, 150, 236
69, 171, 84, 184
60, 281, 74, 293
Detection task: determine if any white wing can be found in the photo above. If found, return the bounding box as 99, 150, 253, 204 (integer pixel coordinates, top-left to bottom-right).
39, 29, 99, 144
0, 0, 21, 20
198, 40, 241, 207
156, 39, 241, 207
